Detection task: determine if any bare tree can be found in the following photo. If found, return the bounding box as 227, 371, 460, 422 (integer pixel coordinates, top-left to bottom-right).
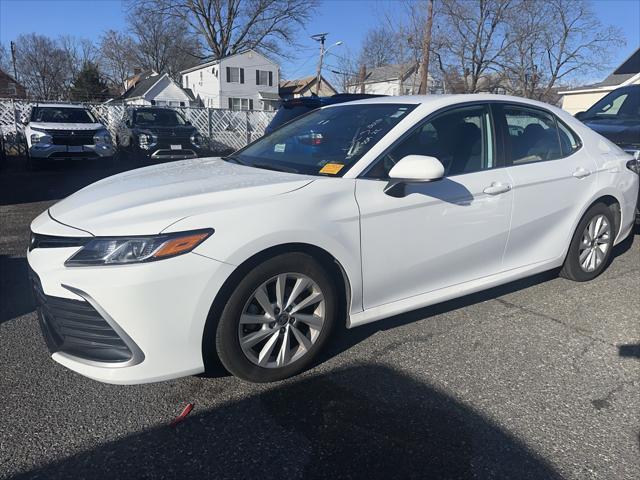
134, 0, 318, 59
501, 0, 623, 101
59, 36, 99, 90
13, 34, 70, 99
358, 27, 399, 69
126, 3, 202, 81
0, 44, 12, 74
327, 47, 360, 93
98, 30, 137, 92
438, 0, 514, 93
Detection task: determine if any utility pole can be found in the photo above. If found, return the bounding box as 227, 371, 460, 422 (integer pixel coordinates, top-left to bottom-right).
418, 0, 434, 95
358, 64, 367, 94
312, 33, 328, 96
10, 41, 18, 81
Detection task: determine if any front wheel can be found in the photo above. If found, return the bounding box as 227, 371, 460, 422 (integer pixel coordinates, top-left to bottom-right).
215, 253, 337, 382
560, 203, 616, 281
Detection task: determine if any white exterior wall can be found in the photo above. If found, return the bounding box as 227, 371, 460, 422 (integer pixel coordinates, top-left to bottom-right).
181, 51, 279, 111
145, 76, 192, 106
347, 75, 421, 96
219, 51, 279, 111
560, 74, 640, 114
183, 65, 221, 108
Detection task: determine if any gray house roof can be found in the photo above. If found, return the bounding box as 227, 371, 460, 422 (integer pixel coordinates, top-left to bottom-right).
366, 63, 418, 83
562, 47, 639, 92
120, 73, 163, 100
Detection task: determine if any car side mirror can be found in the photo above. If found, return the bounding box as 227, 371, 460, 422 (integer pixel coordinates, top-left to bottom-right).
388, 155, 444, 182
185, 120, 192, 126
125, 119, 131, 127
574, 111, 586, 120
385, 155, 445, 196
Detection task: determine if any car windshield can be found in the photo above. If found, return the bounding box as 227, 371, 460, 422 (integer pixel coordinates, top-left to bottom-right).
31, 107, 95, 123
232, 103, 416, 176
133, 109, 187, 126
267, 103, 318, 132
582, 87, 640, 121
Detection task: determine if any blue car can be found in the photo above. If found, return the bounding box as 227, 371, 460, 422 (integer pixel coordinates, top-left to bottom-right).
264, 94, 384, 135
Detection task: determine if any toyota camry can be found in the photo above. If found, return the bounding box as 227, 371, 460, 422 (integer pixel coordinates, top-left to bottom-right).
28, 95, 639, 383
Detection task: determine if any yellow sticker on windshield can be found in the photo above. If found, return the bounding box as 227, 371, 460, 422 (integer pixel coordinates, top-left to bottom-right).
319, 163, 344, 175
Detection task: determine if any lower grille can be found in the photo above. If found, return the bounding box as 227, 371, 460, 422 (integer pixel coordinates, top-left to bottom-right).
30, 270, 133, 363
47, 130, 97, 146
50, 151, 99, 159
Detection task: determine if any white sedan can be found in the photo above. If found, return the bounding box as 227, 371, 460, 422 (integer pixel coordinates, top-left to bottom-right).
28, 95, 639, 384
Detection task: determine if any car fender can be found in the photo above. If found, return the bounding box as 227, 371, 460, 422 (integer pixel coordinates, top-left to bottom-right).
163, 178, 364, 330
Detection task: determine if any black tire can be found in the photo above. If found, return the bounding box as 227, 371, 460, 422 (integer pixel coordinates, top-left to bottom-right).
215, 252, 337, 382
560, 203, 616, 281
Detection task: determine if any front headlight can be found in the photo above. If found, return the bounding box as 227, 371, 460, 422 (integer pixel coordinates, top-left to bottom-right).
65, 229, 213, 267
138, 132, 157, 150
190, 132, 204, 147
30, 128, 52, 145
93, 129, 112, 145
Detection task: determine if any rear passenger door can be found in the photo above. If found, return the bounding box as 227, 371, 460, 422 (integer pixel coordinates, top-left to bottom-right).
497, 103, 599, 269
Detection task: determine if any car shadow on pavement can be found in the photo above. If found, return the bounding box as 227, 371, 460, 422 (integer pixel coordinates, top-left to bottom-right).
13, 364, 561, 480
0, 255, 33, 324
0, 157, 125, 206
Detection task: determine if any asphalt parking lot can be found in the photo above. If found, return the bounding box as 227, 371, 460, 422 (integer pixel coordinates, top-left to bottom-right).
0, 156, 638, 480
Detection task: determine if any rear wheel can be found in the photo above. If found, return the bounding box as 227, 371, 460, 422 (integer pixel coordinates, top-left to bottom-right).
561, 203, 616, 281
215, 253, 337, 382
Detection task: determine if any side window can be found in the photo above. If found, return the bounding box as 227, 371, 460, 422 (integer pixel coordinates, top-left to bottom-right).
504, 106, 562, 165
556, 120, 581, 157
365, 105, 494, 179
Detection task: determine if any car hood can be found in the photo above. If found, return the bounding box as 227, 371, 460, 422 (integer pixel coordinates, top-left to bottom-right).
582, 119, 640, 147
29, 122, 105, 131
49, 158, 315, 236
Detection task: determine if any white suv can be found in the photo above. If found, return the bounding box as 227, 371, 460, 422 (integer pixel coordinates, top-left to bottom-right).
25, 103, 114, 169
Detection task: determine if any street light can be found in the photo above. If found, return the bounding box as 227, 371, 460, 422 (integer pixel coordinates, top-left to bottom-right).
312, 34, 343, 95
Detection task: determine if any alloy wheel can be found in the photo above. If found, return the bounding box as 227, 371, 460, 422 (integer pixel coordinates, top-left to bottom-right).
238, 273, 325, 368
578, 214, 611, 272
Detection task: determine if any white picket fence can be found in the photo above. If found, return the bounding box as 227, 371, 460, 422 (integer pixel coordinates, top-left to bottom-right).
0, 99, 275, 155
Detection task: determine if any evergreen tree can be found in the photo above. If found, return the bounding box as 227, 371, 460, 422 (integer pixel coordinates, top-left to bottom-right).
70, 62, 108, 101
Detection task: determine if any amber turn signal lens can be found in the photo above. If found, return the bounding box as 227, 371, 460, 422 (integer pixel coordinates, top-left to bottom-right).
152, 232, 210, 258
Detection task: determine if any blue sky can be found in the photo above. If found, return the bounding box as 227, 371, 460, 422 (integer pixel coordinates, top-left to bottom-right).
1, 0, 638, 82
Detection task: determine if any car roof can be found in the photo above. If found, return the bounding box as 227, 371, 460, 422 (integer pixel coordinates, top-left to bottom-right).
32, 103, 87, 109
333, 93, 562, 111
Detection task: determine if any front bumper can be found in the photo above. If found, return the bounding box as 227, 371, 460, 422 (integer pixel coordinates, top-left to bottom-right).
27, 227, 235, 384
29, 143, 115, 161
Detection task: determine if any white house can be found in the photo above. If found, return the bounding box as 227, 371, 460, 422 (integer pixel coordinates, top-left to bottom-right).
180, 50, 280, 111
279, 75, 337, 99
559, 47, 640, 114
346, 63, 423, 96
119, 71, 195, 107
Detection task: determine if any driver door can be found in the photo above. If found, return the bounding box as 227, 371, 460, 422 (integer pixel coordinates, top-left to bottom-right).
355, 104, 513, 310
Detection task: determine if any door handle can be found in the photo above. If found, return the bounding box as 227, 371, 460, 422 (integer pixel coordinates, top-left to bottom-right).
483, 182, 511, 195
573, 168, 592, 179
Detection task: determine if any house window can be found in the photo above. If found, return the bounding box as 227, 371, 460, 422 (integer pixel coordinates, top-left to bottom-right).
226, 67, 244, 83
256, 70, 273, 86
262, 100, 277, 111
228, 98, 253, 111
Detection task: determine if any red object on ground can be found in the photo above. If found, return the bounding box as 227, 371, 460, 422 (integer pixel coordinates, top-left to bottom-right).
169, 402, 194, 428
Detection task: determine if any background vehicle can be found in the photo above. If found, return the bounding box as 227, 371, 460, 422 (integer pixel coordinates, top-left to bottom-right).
28, 95, 638, 384
24, 104, 114, 169
576, 84, 640, 219
114, 107, 205, 163
264, 93, 385, 135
